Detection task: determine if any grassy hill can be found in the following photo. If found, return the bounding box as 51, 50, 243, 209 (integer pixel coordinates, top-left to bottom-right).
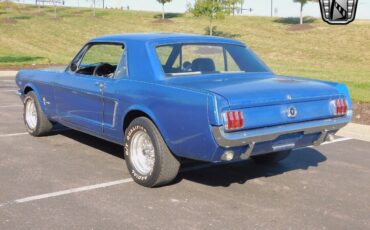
0, 3, 369, 102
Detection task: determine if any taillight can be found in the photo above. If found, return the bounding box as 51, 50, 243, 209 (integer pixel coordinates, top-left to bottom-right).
331, 98, 348, 116
222, 111, 244, 131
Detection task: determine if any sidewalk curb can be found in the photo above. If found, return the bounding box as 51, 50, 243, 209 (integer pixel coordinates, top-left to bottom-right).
0, 71, 18, 77
337, 123, 370, 142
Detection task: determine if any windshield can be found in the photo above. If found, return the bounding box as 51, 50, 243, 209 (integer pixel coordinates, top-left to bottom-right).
156, 43, 270, 77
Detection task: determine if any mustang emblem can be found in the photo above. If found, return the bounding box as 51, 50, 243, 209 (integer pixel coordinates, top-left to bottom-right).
287, 106, 298, 118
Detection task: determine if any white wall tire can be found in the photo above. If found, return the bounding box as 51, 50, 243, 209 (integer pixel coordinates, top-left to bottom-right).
130, 130, 156, 176
25, 97, 38, 130
124, 117, 180, 187
23, 91, 53, 136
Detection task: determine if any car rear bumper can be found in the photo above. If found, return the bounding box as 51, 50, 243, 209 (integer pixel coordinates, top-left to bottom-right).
16, 89, 22, 96
212, 115, 352, 148
16, 89, 25, 101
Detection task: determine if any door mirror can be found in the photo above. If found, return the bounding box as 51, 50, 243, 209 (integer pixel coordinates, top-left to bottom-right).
70, 63, 78, 72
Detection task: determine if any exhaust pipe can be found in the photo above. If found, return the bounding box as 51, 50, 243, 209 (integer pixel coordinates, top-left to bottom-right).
326, 133, 336, 142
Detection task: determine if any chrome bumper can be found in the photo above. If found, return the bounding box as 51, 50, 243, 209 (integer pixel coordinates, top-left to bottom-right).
16, 89, 22, 96
212, 116, 351, 148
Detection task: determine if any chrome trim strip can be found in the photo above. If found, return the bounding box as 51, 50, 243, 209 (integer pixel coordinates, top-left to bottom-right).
112, 101, 118, 128
272, 143, 296, 151
212, 116, 351, 148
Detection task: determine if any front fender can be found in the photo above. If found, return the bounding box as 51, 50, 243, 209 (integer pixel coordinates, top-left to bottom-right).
22, 83, 48, 114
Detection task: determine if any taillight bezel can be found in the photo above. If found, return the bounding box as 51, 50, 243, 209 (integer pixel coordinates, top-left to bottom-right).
330, 98, 348, 116
222, 111, 244, 131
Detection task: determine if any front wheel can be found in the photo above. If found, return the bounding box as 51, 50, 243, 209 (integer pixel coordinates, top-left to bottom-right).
251, 150, 291, 164
23, 91, 53, 136
124, 117, 180, 187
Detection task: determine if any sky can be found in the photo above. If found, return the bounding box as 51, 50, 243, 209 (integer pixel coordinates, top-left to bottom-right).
20, 0, 370, 19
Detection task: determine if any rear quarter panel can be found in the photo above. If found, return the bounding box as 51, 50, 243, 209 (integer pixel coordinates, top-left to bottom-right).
115, 79, 219, 161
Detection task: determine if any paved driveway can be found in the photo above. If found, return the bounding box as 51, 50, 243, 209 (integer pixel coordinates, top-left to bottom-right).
0, 76, 369, 229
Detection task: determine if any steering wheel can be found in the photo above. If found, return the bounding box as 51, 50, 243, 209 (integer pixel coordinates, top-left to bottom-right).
93, 63, 115, 77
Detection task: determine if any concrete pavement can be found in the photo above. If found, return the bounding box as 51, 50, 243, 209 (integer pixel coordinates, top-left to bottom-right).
0, 71, 18, 77
0, 75, 370, 229
338, 122, 370, 142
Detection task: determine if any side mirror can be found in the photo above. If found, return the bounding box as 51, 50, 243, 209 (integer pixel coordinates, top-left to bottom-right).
70, 63, 78, 72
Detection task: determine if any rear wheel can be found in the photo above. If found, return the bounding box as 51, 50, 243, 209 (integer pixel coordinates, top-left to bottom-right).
124, 117, 180, 187
23, 91, 53, 136
251, 150, 291, 164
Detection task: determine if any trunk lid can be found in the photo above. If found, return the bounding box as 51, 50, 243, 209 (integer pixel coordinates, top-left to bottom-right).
165, 73, 342, 129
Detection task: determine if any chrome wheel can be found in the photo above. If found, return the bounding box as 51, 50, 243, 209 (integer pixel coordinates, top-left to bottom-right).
129, 130, 155, 175
25, 98, 37, 130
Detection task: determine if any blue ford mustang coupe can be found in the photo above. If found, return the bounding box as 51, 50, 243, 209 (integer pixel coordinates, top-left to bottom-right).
16, 33, 352, 187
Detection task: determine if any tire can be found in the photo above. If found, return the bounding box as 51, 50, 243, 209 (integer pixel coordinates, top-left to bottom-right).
124, 117, 180, 187
23, 91, 53, 136
251, 150, 291, 164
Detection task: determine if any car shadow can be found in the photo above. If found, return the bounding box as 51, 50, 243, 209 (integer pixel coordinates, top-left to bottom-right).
56, 128, 124, 160
53, 128, 327, 188
175, 148, 327, 187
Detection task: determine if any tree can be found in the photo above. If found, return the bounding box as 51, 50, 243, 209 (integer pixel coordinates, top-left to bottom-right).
86, 0, 105, 16
1, 0, 12, 19
224, 0, 242, 16
157, 0, 172, 20
51, 0, 59, 18
92, 0, 96, 16
191, 0, 228, 36
87, 0, 97, 16
293, 0, 317, 24
238, 0, 245, 14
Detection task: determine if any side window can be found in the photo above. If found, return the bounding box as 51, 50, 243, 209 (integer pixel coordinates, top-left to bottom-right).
76, 44, 125, 78
115, 49, 128, 78
157, 45, 173, 65
156, 45, 181, 73
225, 50, 241, 72
81, 44, 123, 66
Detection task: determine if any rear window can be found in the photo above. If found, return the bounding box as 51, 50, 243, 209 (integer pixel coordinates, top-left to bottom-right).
156, 43, 270, 77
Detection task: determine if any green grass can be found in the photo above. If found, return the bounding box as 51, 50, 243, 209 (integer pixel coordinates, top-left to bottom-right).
0, 55, 45, 63
0, 3, 369, 102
